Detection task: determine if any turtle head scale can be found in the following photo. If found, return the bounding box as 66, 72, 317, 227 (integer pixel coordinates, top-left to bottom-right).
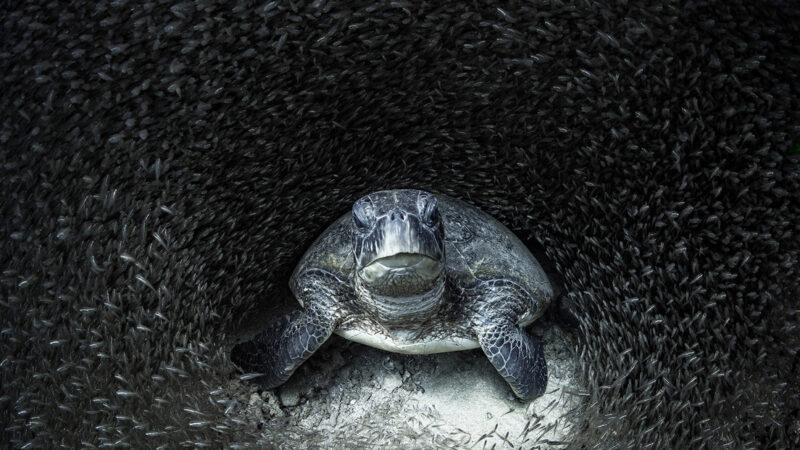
352, 189, 445, 297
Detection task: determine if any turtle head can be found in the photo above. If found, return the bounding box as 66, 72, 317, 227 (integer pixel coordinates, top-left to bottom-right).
352, 190, 445, 297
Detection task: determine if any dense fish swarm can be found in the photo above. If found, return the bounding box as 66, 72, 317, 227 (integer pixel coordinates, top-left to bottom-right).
2, 0, 799, 448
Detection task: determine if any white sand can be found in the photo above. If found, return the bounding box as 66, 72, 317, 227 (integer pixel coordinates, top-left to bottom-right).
225, 321, 584, 448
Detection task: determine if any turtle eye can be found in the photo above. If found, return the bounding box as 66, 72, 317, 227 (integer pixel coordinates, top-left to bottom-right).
421, 196, 439, 226
352, 202, 372, 233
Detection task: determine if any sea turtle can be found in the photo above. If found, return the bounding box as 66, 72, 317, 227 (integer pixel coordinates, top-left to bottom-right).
231, 189, 554, 399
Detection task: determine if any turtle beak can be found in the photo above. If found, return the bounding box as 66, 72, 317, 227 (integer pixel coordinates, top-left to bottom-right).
359, 252, 444, 283
371, 253, 427, 268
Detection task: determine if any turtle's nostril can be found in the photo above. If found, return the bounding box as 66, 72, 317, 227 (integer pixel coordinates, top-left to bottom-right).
390, 210, 405, 221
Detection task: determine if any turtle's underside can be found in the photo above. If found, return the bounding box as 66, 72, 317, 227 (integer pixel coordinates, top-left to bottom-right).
232, 189, 553, 399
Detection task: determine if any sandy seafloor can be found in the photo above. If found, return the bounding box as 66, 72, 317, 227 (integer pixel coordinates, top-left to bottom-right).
223, 320, 584, 449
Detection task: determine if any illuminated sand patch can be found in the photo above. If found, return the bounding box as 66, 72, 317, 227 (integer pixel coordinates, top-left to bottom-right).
224, 321, 583, 448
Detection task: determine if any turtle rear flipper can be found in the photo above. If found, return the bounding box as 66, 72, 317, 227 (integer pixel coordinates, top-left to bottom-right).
475, 316, 547, 400
231, 304, 337, 389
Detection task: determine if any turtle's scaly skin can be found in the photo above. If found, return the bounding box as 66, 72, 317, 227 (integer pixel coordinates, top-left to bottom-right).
231, 269, 348, 389
232, 189, 554, 399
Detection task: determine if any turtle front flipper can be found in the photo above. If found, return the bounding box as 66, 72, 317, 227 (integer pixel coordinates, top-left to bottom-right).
475, 314, 547, 400
231, 301, 338, 389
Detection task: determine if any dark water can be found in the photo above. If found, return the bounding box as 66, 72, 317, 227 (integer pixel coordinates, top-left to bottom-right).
2, 0, 798, 448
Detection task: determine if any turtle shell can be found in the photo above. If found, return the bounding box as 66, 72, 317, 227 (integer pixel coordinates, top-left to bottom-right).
289, 192, 553, 328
